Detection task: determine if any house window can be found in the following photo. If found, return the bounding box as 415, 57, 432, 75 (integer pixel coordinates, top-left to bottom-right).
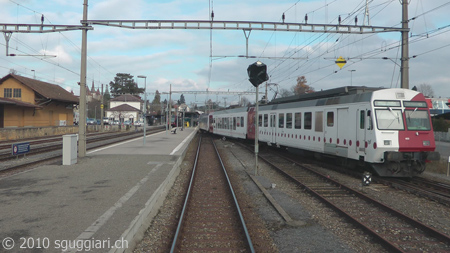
13, 88, 21, 98
4, 88, 12, 98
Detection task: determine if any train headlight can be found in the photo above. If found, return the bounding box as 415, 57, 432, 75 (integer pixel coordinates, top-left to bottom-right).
423, 140, 430, 146
384, 140, 391, 146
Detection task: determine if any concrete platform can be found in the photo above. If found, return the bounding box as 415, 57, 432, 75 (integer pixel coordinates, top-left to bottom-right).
0, 127, 197, 253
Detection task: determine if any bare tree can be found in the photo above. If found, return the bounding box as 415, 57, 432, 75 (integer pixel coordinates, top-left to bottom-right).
293, 76, 314, 95
240, 96, 250, 107
417, 83, 434, 97
279, 88, 294, 98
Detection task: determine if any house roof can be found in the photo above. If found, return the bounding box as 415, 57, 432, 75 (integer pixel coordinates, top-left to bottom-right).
106, 104, 140, 112
0, 97, 41, 108
111, 94, 141, 102
0, 74, 79, 103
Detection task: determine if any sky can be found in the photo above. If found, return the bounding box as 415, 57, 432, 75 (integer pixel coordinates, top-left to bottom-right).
1, 0, 449, 106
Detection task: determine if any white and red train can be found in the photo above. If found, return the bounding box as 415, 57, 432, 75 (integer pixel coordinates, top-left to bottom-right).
199, 86, 440, 177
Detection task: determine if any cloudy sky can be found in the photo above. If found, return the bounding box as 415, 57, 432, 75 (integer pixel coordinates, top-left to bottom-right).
1, 0, 449, 106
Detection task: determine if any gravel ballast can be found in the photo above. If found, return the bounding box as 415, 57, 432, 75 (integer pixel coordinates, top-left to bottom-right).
135, 135, 450, 252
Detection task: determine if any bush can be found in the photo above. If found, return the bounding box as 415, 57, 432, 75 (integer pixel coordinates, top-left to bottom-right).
432, 118, 450, 132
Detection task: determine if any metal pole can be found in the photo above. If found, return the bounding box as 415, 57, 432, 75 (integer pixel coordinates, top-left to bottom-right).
78, 0, 88, 157
400, 0, 409, 89
100, 83, 104, 131
138, 76, 147, 145
169, 84, 172, 131
255, 85, 259, 176
143, 79, 146, 145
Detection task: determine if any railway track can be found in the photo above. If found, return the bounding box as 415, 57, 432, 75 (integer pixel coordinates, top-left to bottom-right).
0, 132, 114, 160
170, 135, 254, 252
377, 176, 450, 206
257, 150, 450, 252
0, 127, 165, 173
272, 146, 450, 207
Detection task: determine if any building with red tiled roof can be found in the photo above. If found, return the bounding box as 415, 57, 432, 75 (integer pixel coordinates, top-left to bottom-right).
106, 94, 142, 124
0, 74, 78, 128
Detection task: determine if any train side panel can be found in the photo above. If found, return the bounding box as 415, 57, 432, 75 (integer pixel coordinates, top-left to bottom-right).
212, 107, 249, 139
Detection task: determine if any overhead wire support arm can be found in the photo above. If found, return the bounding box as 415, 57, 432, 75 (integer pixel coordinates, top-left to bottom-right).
172, 90, 264, 95
82, 20, 407, 34
0, 23, 93, 33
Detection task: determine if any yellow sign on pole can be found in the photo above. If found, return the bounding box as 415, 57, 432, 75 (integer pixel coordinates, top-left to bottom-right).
100, 104, 104, 109
335, 56, 347, 69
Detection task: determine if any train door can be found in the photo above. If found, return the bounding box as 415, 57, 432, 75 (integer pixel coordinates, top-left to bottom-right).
270, 113, 276, 143
209, 115, 213, 133
337, 108, 349, 147
324, 109, 337, 148
356, 109, 367, 157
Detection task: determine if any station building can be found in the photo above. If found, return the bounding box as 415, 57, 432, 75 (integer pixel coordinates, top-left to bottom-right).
0, 74, 78, 128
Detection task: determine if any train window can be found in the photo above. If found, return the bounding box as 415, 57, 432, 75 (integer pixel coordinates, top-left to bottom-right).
315, 112, 323, 132
405, 110, 431, 131
403, 101, 427, 108
241, 117, 244, 128
360, 110, 365, 129
374, 100, 401, 107
233, 117, 237, 130
279, 113, 284, 128
259, 114, 263, 127
270, 114, 276, 127
367, 110, 373, 130
327, 112, 334, 127
264, 114, 268, 127
286, 113, 292, 129
375, 109, 405, 130
295, 112, 302, 129
304, 112, 312, 130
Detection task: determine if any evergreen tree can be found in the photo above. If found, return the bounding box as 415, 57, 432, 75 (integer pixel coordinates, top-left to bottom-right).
109, 73, 144, 97
178, 94, 186, 105
151, 90, 162, 115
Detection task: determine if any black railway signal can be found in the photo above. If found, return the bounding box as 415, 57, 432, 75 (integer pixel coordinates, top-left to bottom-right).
247, 61, 269, 87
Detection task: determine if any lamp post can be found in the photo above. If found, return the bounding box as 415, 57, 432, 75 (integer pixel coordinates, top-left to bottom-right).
137, 75, 147, 146
349, 70, 356, 86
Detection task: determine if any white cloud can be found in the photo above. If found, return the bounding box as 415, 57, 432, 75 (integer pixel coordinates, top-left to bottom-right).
1, 0, 450, 102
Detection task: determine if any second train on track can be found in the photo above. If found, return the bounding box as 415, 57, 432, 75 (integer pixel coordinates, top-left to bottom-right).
199, 86, 440, 177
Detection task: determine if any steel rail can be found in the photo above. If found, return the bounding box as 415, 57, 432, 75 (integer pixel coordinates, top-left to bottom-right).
0, 127, 165, 173
258, 152, 450, 252
377, 177, 450, 206
212, 139, 255, 253
170, 136, 201, 253
170, 136, 255, 253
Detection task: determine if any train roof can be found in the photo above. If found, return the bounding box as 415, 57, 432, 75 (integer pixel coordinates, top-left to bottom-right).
269, 86, 384, 105
210, 106, 250, 115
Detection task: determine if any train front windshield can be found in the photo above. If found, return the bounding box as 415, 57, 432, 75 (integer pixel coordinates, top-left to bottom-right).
405, 110, 431, 131
375, 109, 404, 130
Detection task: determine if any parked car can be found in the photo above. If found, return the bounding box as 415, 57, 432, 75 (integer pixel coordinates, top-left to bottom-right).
113, 120, 120, 125
134, 121, 143, 126
103, 117, 110, 125
86, 118, 96, 125
123, 120, 132, 125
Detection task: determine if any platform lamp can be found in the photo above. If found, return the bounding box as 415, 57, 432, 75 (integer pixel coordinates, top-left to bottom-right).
137, 75, 147, 146
247, 61, 269, 176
